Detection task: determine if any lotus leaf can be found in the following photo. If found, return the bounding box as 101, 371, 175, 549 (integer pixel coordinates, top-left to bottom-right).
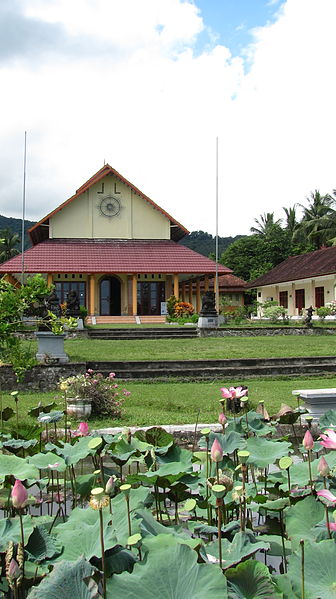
0, 515, 35, 551
0, 453, 39, 480
319, 410, 336, 430
285, 494, 324, 548
25, 525, 62, 562
246, 437, 293, 469
107, 539, 228, 599
28, 452, 66, 472
206, 531, 270, 570
28, 402, 57, 418
27, 556, 99, 598
226, 559, 279, 598
287, 539, 336, 599
37, 410, 64, 424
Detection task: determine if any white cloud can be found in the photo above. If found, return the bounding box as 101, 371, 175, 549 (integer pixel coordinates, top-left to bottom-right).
0, 0, 336, 240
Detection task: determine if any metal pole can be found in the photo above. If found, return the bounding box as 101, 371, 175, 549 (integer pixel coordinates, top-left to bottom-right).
215, 137, 219, 312
21, 131, 27, 284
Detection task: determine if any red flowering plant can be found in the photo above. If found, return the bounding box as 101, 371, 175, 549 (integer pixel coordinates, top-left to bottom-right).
174, 302, 194, 317
59, 370, 131, 418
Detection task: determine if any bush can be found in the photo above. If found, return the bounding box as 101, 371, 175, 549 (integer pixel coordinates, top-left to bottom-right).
316, 306, 331, 321
167, 295, 178, 317
263, 305, 287, 323
174, 302, 194, 318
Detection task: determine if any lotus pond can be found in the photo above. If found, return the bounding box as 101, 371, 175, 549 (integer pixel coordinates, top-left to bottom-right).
2, 398, 336, 598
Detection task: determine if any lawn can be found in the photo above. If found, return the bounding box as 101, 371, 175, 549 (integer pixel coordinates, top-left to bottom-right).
3, 376, 336, 431
63, 335, 336, 361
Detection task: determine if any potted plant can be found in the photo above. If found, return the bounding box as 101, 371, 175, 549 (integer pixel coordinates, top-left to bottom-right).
59, 370, 131, 420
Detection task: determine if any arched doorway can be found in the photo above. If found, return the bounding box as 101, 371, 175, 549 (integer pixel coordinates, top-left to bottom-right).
100, 276, 121, 315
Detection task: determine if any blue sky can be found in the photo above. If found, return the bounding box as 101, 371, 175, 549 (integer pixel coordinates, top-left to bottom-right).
194, 0, 283, 56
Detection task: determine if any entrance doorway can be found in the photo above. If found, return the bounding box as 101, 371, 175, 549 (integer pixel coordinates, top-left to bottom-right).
100, 277, 121, 315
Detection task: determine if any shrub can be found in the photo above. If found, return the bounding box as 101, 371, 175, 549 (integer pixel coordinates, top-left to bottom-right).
174, 302, 194, 318
316, 306, 331, 321
263, 305, 287, 323
167, 295, 178, 317
59, 370, 131, 418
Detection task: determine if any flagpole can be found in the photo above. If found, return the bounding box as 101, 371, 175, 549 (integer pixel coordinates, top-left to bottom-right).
215, 137, 219, 312
21, 131, 27, 284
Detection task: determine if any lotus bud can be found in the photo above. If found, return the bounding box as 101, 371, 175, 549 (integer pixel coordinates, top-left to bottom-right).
11, 480, 28, 509
303, 429, 314, 451
318, 456, 330, 478
105, 476, 116, 496
218, 412, 227, 427
210, 439, 223, 462
78, 422, 89, 436
232, 485, 244, 502
8, 559, 21, 581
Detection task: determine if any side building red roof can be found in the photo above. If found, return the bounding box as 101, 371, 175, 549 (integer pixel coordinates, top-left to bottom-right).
0, 239, 232, 275
248, 246, 336, 288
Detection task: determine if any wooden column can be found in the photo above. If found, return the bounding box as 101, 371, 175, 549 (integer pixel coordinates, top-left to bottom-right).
182, 282, 186, 302
188, 282, 193, 306
311, 279, 315, 307
204, 275, 209, 292
132, 275, 137, 316
173, 274, 179, 299
166, 275, 173, 298
196, 278, 201, 313
89, 275, 95, 315
47, 273, 53, 287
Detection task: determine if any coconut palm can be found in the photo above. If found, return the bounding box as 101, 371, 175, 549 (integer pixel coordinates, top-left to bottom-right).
0, 229, 20, 263
295, 190, 336, 249
250, 212, 282, 237
283, 205, 298, 239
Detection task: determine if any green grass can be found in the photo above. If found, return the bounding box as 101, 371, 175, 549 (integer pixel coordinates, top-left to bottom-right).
3, 376, 336, 431
64, 335, 336, 361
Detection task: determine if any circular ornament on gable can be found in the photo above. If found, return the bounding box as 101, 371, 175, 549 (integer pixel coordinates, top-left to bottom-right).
99, 195, 120, 217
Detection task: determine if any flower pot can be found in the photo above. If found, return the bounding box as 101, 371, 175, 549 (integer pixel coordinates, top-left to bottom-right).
66, 397, 92, 420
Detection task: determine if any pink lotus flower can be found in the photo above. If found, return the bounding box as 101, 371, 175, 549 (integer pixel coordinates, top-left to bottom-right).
11, 479, 28, 509
317, 489, 336, 503
318, 456, 330, 477
78, 422, 89, 436
211, 439, 223, 462
218, 412, 227, 426
230, 386, 248, 399
48, 462, 60, 470
109, 372, 116, 379
8, 559, 21, 580
303, 429, 314, 451
105, 476, 116, 495
328, 522, 336, 532
320, 429, 336, 449
220, 387, 233, 399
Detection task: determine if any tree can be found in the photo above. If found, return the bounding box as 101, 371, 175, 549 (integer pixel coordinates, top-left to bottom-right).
294, 190, 336, 249
282, 205, 298, 240
0, 229, 20, 263
250, 213, 282, 237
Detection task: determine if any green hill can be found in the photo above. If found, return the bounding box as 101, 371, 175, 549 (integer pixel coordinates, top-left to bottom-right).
0, 215, 36, 250
179, 230, 244, 258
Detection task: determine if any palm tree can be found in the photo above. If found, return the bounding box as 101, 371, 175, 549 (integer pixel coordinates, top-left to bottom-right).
0, 229, 20, 263
250, 212, 282, 236
283, 205, 298, 238
295, 190, 336, 249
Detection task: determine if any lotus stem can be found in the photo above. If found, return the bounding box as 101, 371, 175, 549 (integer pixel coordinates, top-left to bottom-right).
15, 397, 19, 440
217, 498, 223, 569
192, 409, 200, 452
99, 508, 106, 599
279, 510, 287, 573
287, 468, 291, 496
300, 539, 305, 599
64, 390, 67, 441
125, 494, 132, 537
325, 505, 332, 539
307, 450, 313, 493
216, 462, 220, 485
19, 510, 25, 578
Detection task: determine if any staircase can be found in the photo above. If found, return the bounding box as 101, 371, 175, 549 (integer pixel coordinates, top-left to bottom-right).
88, 326, 198, 340
86, 315, 167, 325
86, 355, 336, 380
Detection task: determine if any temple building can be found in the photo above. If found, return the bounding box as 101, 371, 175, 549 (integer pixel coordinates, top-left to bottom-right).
0, 164, 232, 322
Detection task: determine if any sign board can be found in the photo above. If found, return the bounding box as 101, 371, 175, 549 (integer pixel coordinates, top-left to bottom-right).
161, 302, 168, 315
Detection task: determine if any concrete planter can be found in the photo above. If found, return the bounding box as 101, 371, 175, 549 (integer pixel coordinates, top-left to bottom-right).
35, 332, 69, 364
66, 397, 92, 420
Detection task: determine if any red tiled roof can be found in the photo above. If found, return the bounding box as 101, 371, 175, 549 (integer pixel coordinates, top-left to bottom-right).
192, 273, 246, 291
0, 239, 232, 275
29, 164, 189, 245
248, 246, 336, 288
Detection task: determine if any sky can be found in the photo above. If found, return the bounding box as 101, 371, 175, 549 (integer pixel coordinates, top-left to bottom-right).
1, 0, 336, 237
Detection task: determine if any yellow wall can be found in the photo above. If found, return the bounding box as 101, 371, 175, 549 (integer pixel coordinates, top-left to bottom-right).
257, 276, 336, 316
50, 174, 170, 240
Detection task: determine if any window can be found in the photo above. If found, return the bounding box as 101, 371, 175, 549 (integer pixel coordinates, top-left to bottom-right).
279, 291, 288, 309
54, 281, 86, 307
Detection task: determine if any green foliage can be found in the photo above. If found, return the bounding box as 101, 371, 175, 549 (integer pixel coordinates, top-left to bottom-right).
263, 305, 287, 323
166, 295, 178, 317
316, 306, 331, 320
179, 230, 243, 258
